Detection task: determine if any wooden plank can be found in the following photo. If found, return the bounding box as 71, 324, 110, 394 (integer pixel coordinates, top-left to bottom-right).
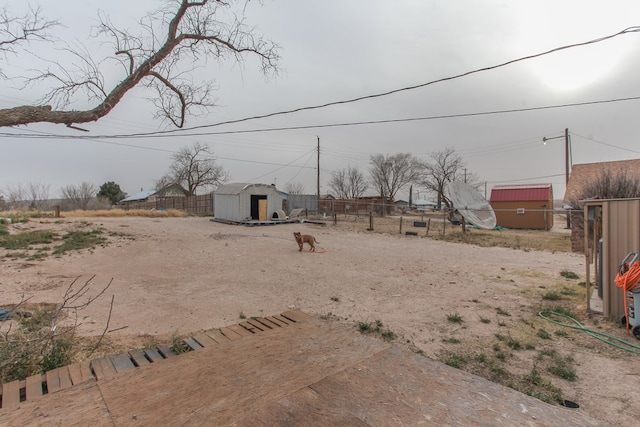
144, 348, 164, 363
1, 380, 21, 410
228, 323, 252, 337
90, 357, 117, 380
57, 366, 73, 390
109, 353, 136, 373
79, 362, 94, 383
264, 316, 287, 327
280, 309, 312, 323
219, 326, 243, 340
45, 369, 61, 394
25, 374, 44, 400
0, 381, 112, 427
192, 332, 218, 347
247, 318, 271, 331
129, 349, 151, 367
206, 329, 231, 343
157, 344, 177, 358
271, 314, 292, 325
244, 386, 370, 426
67, 362, 93, 385
98, 318, 391, 426
238, 321, 260, 333
257, 317, 283, 328
309, 345, 600, 427
183, 337, 203, 351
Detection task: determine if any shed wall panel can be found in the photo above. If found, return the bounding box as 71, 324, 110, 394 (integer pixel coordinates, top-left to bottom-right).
491, 201, 553, 230
602, 199, 640, 319
214, 194, 243, 222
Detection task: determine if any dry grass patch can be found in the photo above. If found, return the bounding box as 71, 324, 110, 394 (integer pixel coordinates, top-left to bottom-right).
331, 213, 571, 253
62, 209, 186, 218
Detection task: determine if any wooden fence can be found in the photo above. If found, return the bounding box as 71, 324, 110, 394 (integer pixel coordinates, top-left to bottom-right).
120, 194, 213, 215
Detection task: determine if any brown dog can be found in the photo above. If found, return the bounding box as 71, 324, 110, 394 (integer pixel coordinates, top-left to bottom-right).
293, 231, 318, 252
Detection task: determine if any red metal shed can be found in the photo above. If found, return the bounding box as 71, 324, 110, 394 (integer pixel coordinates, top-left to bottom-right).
490, 184, 554, 230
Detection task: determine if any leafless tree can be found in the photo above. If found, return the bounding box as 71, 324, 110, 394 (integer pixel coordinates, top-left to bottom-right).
61, 181, 97, 210
284, 182, 305, 195
577, 169, 640, 201
419, 148, 470, 209
329, 166, 368, 199
2, 183, 26, 209
369, 153, 421, 201
163, 142, 229, 195
0, 0, 280, 128
0, 5, 58, 78
2, 182, 51, 210
27, 182, 51, 210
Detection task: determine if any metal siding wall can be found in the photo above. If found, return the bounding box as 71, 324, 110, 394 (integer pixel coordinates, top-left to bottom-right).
287, 195, 318, 213
491, 201, 549, 229
604, 199, 640, 319
214, 194, 242, 222
268, 194, 281, 217
239, 193, 250, 220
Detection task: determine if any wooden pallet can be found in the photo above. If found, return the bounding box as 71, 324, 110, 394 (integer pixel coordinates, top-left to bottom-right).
0, 309, 310, 410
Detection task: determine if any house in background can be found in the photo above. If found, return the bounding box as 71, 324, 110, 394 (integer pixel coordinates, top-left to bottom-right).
564, 158, 640, 252
120, 184, 189, 206
489, 184, 554, 230
412, 199, 437, 211
213, 183, 282, 223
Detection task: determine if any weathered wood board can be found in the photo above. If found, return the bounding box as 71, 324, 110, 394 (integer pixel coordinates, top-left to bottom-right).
0, 380, 112, 427
97, 318, 390, 426
0, 311, 601, 426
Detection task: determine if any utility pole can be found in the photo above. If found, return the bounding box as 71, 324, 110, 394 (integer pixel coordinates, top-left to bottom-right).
564, 127, 571, 228
543, 128, 571, 228
317, 136, 320, 215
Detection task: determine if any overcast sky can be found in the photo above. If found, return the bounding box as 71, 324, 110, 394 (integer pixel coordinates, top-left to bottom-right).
2, 0, 640, 201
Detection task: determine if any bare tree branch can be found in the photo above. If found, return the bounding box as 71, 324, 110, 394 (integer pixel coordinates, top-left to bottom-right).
369, 153, 421, 201
61, 181, 98, 210
0, 0, 280, 128
163, 142, 229, 195
329, 166, 368, 199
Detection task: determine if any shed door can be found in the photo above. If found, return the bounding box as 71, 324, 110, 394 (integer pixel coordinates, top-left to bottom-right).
251, 195, 268, 220
258, 199, 268, 221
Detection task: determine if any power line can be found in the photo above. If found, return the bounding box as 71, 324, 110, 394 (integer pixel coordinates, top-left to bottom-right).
2, 26, 639, 141
488, 173, 566, 184
570, 131, 640, 154
3, 95, 640, 141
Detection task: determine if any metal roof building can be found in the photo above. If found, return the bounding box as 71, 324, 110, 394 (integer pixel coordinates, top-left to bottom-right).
214, 183, 282, 223
490, 184, 554, 230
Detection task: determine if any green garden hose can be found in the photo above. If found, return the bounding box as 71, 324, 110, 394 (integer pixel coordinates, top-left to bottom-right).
538, 311, 640, 355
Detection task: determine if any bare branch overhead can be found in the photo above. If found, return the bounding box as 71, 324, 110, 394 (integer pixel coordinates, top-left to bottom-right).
0, 0, 280, 128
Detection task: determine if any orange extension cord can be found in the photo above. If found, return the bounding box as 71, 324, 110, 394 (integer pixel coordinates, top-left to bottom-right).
615, 261, 640, 334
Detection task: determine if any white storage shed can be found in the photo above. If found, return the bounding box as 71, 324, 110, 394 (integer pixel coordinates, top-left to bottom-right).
214, 183, 282, 222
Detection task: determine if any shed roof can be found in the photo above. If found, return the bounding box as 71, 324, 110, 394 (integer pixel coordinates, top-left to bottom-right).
564, 158, 640, 203
121, 189, 156, 202
215, 182, 277, 195
490, 184, 552, 202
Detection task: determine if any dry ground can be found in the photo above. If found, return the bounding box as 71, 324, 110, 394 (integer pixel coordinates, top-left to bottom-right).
2, 214, 640, 426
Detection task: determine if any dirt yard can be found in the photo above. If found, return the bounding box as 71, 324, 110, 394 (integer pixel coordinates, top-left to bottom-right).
2, 215, 640, 426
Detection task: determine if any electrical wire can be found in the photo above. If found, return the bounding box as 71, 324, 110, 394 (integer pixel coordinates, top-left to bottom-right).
538, 311, 640, 355
65, 26, 640, 139
570, 132, 640, 154
3, 95, 640, 141
2, 26, 640, 142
